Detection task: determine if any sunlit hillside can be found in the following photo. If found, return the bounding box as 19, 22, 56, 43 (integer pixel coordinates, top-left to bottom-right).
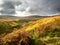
0, 16, 60, 45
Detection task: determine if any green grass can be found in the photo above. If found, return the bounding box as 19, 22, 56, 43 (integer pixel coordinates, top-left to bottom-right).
29, 28, 60, 45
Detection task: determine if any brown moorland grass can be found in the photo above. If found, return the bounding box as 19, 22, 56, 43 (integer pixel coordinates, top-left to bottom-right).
0, 16, 60, 45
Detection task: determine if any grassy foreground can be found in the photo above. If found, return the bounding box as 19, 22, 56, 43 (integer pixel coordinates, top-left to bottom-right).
0, 16, 60, 45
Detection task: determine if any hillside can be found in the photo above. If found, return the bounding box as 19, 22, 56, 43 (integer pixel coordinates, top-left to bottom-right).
0, 16, 60, 45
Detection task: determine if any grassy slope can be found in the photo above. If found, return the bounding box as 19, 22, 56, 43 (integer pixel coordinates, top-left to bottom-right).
0, 16, 60, 45
0, 18, 36, 36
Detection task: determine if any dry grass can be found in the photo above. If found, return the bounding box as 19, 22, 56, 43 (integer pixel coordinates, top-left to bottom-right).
0, 16, 60, 45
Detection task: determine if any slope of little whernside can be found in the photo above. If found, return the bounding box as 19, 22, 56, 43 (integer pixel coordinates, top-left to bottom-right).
0, 16, 60, 45
26, 16, 60, 32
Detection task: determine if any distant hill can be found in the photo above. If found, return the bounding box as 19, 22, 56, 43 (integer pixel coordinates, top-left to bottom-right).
24, 15, 49, 18
0, 15, 17, 18
24, 15, 60, 18
0, 15, 60, 18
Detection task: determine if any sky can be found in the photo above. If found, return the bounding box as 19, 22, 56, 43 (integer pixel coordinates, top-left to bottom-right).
0, 0, 60, 17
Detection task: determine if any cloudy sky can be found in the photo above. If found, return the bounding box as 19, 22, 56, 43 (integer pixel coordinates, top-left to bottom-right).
0, 0, 60, 17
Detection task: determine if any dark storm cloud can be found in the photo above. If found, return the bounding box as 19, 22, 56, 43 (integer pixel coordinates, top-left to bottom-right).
0, 0, 60, 16
15, 0, 60, 16
25, 0, 60, 16
0, 0, 22, 15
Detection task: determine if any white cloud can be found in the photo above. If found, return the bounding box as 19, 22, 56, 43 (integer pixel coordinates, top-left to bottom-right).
0, 0, 3, 5
15, 11, 31, 17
